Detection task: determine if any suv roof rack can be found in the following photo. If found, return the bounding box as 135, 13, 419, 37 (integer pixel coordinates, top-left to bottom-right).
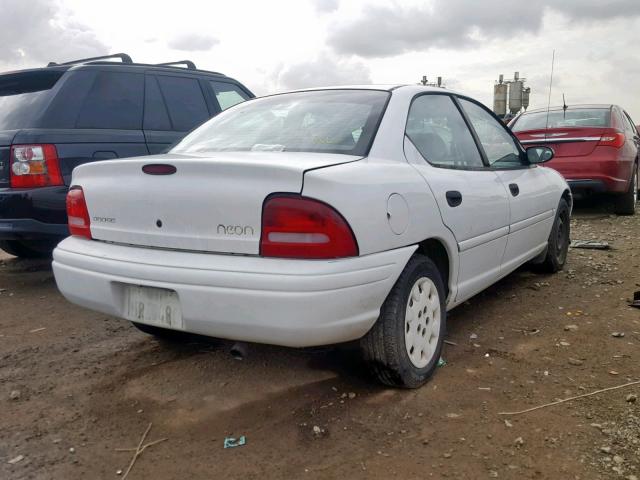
47, 53, 133, 67
154, 60, 197, 70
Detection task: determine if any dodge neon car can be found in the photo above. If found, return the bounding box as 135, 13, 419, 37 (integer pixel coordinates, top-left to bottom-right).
53, 86, 571, 387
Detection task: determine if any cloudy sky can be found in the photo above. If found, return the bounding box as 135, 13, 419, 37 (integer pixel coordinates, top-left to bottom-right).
2, 0, 640, 119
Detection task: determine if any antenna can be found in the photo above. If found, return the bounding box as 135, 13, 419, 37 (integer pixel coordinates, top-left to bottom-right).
544, 50, 556, 137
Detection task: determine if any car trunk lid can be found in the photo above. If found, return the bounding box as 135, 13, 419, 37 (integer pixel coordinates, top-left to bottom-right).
516, 127, 607, 157
74, 151, 360, 254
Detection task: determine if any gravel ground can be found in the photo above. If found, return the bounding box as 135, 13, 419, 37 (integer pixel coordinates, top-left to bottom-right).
1, 198, 639, 480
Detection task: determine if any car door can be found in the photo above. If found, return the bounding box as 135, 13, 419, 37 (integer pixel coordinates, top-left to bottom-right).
457, 97, 557, 272
620, 109, 640, 182
403, 93, 510, 302
143, 74, 212, 154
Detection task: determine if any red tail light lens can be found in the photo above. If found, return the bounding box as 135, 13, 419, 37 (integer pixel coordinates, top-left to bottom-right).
66, 187, 92, 239
598, 132, 625, 148
10, 144, 63, 188
260, 195, 358, 259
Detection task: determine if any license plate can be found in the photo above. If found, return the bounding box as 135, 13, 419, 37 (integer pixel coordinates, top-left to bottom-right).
124, 285, 183, 330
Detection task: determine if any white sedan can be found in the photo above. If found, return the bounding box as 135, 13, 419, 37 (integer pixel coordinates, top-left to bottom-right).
52, 85, 571, 387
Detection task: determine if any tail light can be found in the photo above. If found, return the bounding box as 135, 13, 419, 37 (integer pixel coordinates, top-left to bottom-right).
260, 195, 358, 259
66, 187, 92, 239
598, 132, 625, 148
10, 144, 63, 188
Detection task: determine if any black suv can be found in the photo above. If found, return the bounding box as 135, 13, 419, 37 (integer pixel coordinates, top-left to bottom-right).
0, 53, 254, 257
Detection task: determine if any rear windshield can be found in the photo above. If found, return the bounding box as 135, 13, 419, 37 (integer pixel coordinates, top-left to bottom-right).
0, 71, 63, 129
512, 108, 610, 131
172, 89, 389, 156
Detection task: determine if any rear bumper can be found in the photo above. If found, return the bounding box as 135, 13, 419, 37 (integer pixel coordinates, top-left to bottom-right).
0, 186, 68, 239
0, 218, 68, 239
52, 237, 416, 347
545, 152, 632, 193
566, 179, 607, 194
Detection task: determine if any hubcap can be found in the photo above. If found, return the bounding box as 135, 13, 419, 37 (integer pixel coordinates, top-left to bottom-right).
404, 277, 441, 368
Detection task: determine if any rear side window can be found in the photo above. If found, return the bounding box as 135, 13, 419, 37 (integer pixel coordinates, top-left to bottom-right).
75, 71, 144, 129
512, 108, 610, 131
0, 71, 63, 129
406, 94, 483, 168
209, 81, 249, 111
156, 76, 209, 131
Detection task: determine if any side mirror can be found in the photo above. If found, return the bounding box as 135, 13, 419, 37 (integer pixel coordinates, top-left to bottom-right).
526, 146, 554, 164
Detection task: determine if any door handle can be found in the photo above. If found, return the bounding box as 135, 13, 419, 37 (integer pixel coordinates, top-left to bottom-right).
509, 183, 520, 197
445, 190, 462, 207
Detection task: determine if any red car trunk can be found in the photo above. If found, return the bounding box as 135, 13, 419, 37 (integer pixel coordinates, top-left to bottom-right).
517, 126, 607, 157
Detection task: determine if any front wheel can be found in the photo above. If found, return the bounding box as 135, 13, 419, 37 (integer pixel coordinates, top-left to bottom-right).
538, 198, 570, 273
614, 166, 637, 215
361, 254, 446, 388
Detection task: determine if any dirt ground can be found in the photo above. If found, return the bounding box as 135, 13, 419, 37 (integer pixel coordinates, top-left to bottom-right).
1, 198, 639, 480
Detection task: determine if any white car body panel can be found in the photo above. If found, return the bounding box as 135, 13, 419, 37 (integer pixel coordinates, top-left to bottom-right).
52, 85, 571, 347
53, 236, 415, 347
74, 151, 358, 254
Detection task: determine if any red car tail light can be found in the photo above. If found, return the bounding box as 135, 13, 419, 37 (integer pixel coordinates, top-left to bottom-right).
260, 195, 358, 259
598, 132, 625, 148
66, 187, 92, 239
10, 144, 63, 188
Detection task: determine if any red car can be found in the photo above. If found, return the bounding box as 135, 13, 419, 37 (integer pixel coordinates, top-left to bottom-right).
510, 104, 639, 214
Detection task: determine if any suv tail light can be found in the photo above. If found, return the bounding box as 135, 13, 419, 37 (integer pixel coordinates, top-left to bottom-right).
598, 132, 625, 148
66, 187, 92, 239
260, 195, 358, 259
10, 144, 63, 188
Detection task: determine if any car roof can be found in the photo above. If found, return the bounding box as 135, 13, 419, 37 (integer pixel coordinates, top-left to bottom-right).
269, 84, 462, 95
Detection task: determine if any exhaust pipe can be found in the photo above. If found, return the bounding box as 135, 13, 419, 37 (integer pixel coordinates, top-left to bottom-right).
230, 342, 248, 360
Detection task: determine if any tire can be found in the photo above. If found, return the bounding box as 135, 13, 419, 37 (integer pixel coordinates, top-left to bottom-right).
538, 198, 570, 273
130, 322, 190, 342
361, 254, 446, 388
0, 239, 57, 258
614, 166, 637, 215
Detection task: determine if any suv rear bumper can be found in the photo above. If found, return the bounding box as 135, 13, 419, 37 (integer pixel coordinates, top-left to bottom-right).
0, 218, 68, 239
0, 186, 68, 239
52, 237, 416, 347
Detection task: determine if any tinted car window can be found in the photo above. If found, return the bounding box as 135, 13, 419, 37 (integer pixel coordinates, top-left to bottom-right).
406, 94, 483, 168
157, 76, 209, 131
459, 98, 523, 168
173, 89, 388, 157
144, 76, 171, 131
75, 71, 144, 129
0, 71, 63, 129
209, 81, 249, 111
512, 108, 610, 131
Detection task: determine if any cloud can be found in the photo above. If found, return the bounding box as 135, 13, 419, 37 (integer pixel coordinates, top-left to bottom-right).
311, 0, 339, 14
0, 0, 108, 66
167, 33, 219, 51
328, 0, 640, 58
271, 53, 371, 91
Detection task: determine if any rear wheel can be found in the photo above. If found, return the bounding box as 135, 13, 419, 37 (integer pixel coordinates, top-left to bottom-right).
361, 254, 446, 388
0, 239, 58, 258
614, 166, 637, 215
538, 198, 570, 273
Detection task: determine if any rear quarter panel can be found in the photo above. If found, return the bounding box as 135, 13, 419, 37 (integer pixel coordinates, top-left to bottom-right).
302, 158, 459, 300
